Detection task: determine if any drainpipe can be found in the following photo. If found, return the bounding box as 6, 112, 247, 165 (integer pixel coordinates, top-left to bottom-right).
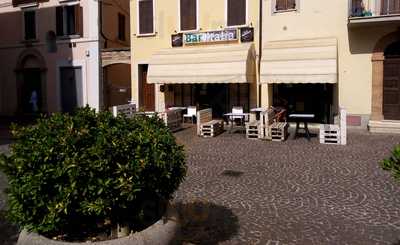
258, 0, 263, 107
99, 1, 108, 49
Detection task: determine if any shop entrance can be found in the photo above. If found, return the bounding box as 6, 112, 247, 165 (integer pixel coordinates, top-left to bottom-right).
273, 84, 334, 123
139, 64, 155, 111
172, 84, 250, 118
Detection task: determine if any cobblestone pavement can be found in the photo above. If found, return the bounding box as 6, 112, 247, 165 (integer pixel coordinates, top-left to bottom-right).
173, 126, 400, 245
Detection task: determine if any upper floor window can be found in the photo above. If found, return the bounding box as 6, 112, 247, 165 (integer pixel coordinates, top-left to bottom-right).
138, 0, 154, 35
56, 5, 83, 37
227, 0, 246, 27
24, 10, 36, 40
275, 0, 297, 12
180, 0, 197, 31
118, 13, 126, 41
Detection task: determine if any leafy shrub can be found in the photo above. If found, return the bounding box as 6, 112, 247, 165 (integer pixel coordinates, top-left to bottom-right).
0, 107, 186, 238
381, 145, 400, 181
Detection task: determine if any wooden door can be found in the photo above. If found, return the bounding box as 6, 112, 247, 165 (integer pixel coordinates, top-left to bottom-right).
139, 68, 155, 111
383, 59, 400, 120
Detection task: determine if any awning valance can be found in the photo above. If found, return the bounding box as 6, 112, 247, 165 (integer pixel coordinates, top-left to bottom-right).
260, 38, 338, 84
147, 43, 256, 84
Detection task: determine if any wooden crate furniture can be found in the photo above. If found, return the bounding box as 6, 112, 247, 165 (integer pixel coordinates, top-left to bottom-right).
269, 122, 289, 141
246, 121, 261, 139
259, 109, 276, 139
320, 108, 347, 145
111, 103, 137, 118
159, 110, 183, 132
200, 120, 224, 137
196, 108, 224, 137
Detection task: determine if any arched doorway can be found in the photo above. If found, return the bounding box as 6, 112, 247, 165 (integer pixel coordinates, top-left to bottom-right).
102, 63, 131, 109
383, 41, 400, 120
15, 49, 47, 114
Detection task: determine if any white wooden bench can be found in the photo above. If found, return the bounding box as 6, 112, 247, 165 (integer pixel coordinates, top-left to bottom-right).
246, 120, 261, 139
196, 108, 224, 137
159, 110, 182, 132
111, 103, 137, 118
269, 122, 289, 141
320, 108, 347, 145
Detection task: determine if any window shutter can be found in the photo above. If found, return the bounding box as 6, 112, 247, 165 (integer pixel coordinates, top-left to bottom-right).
74, 5, 83, 36
227, 0, 246, 26
288, 0, 296, 9
180, 0, 196, 31
276, 0, 287, 11
139, 0, 154, 34
24, 11, 36, 40
56, 6, 64, 36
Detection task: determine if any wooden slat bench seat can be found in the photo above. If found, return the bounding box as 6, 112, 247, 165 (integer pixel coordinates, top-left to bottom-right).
200, 120, 224, 138
269, 122, 288, 141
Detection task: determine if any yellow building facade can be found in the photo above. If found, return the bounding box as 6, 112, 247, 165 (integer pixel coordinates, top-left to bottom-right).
130, 0, 260, 118
260, 0, 400, 131
131, 0, 400, 132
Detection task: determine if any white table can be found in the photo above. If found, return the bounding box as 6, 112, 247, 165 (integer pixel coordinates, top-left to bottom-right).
224, 113, 250, 133
289, 114, 315, 140
168, 107, 187, 111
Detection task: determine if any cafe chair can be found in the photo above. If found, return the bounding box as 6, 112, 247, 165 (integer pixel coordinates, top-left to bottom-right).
183, 106, 197, 123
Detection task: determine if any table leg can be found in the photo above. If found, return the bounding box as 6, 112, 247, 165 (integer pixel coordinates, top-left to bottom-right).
305, 122, 311, 141
294, 121, 300, 139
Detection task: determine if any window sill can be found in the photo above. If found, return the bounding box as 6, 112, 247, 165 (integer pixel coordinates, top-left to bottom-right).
135, 33, 157, 38
225, 24, 249, 29
273, 9, 298, 14
178, 28, 200, 34
57, 35, 82, 40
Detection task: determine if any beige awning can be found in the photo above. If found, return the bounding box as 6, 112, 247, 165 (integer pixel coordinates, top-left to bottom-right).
260, 38, 338, 84
147, 43, 256, 84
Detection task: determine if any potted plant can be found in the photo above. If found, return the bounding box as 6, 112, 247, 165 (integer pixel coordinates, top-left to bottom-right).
0, 107, 186, 244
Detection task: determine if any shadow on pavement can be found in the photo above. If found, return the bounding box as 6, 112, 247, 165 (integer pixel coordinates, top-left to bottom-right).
175, 201, 239, 245
0, 210, 19, 245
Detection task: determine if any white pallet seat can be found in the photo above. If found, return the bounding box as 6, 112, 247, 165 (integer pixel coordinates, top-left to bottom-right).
320, 108, 347, 145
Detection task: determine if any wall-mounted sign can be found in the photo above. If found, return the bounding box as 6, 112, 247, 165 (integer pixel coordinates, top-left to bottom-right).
184, 29, 238, 45
240, 27, 254, 43
171, 33, 183, 47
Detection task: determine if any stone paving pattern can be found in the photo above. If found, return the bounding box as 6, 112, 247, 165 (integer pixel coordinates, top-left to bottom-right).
1, 125, 400, 244
173, 126, 400, 245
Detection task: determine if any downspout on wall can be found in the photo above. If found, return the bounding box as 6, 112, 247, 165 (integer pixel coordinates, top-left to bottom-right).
258, 0, 263, 107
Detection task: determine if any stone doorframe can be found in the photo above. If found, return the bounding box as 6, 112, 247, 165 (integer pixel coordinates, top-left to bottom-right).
371, 31, 400, 121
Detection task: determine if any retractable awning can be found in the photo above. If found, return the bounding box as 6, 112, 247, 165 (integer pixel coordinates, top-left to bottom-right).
260, 38, 338, 84
147, 43, 256, 84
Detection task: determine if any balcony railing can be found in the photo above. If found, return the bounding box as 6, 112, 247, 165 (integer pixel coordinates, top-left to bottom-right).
350, 0, 400, 18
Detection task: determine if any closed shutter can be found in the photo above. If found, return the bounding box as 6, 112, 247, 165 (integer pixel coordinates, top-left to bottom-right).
276, 0, 286, 11
180, 0, 197, 31
74, 5, 83, 36
276, 0, 296, 11
56, 6, 64, 36
288, 0, 296, 9
384, 0, 400, 14
139, 0, 154, 34
227, 0, 246, 26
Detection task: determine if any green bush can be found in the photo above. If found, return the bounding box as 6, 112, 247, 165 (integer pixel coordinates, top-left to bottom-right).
0, 107, 186, 238
381, 145, 400, 181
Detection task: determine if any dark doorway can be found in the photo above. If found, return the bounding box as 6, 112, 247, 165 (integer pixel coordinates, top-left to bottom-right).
103, 64, 131, 108
139, 64, 155, 111
172, 84, 250, 118
273, 84, 334, 123
20, 68, 43, 114
383, 41, 400, 120
60, 67, 83, 113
